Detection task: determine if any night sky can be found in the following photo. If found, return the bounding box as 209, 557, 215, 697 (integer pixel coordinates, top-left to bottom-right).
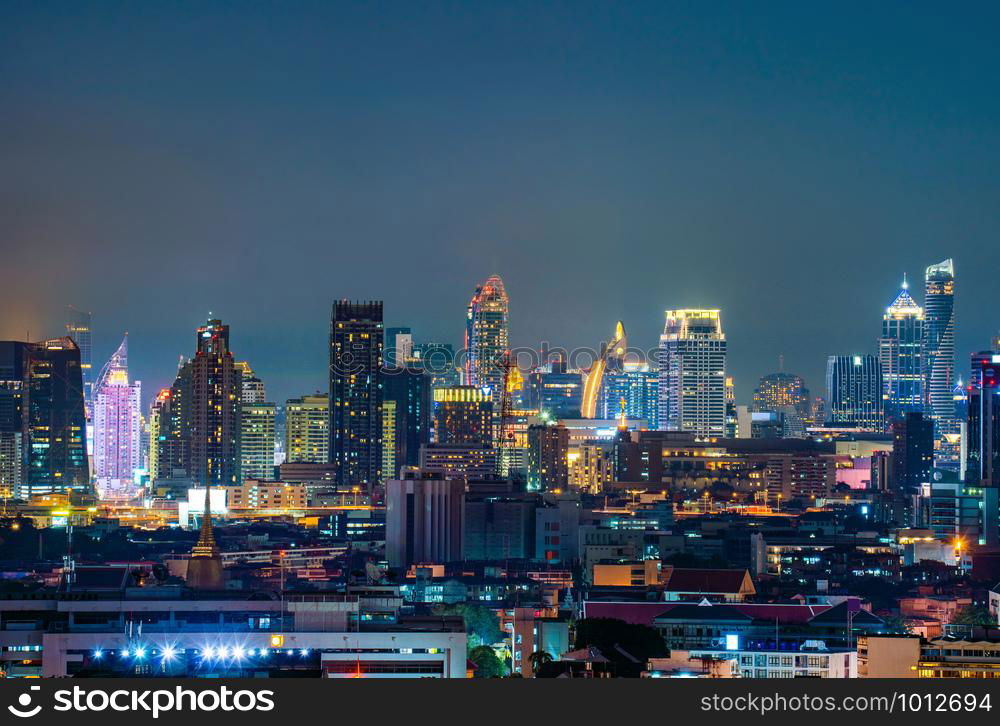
2, 2, 999, 407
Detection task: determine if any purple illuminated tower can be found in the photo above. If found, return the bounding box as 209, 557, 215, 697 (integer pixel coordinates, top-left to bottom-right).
93, 334, 141, 498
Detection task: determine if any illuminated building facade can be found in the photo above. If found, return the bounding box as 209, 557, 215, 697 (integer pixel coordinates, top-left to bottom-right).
65, 307, 93, 456
657, 309, 727, 437
0, 341, 26, 497
241, 401, 276, 482
159, 320, 243, 486
825, 354, 884, 432
147, 388, 170, 482
601, 364, 658, 428
464, 275, 509, 399
526, 358, 584, 419
92, 334, 142, 498
924, 259, 956, 434
23, 338, 90, 497
433, 385, 493, 446
412, 342, 460, 387
284, 394, 329, 464
382, 366, 431, 469
527, 422, 569, 491
382, 399, 397, 479
582, 321, 626, 418
329, 300, 384, 488
751, 372, 810, 438
879, 278, 924, 419
236, 361, 266, 403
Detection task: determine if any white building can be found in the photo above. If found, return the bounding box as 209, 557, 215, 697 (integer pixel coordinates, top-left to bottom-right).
658, 309, 727, 437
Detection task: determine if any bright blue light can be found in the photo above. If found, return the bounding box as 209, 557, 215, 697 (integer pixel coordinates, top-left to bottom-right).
300, 648, 309, 656
162, 646, 176, 661
233, 646, 245, 659
121, 649, 130, 658
203, 646, 216, 659
92, 649, 103, 659
134, 647, 147, 659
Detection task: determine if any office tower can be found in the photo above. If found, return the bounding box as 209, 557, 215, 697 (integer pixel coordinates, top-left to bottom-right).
433, 385, 493, 446
581, 321, 626, 418
602, 363, 659, 427
879, 277, 924, 419
0, 342, 26, 498
159, 319, 243, 486
967, 352, 1000, 547
236, 362, 266, 403
284, 394, 329, 464
23, 338, 90, 497
241, 401, 276, 481
891, 412, 935, 495
527, 423, 569, 491
825, 354, 884, 432
385, 470, 465, 569
418, 443, 497, 480
384, 327, 413, 367
924, 259, 956, 429
526, 356, 584, 419
412, 342, 461, 388
147, 388, 170, 482
65, 307, 94, 458
657, 309, 727, 437
724, 375, 737, 437
92, 334, 141, 498
751, 372, 810, 438
382, 366, 431, 468
464, 275, 509, 398
967, 352, 1000, 487
382, 400, 397, 479
329, 300, 384, 487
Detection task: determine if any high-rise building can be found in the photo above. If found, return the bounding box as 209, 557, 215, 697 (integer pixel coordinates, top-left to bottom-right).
527, 423, 569, 492
657, 309, 726, 437
412, 342, 460, 388
22, 338, 90, 497
967, 352, 1000, 488
433, 385, 493, 446
526, 356, 584, 419
147, 388, 171, 483
385, 470, 465, 569
751, 372, 810, 438
158, 320, 243, 486
236, 361, 266, 404
284, 394, 329, 464
879, 277, 924, 419
891, 412, 934, 495
329, 300, 384, 488
0, 342, 26, 498
241, 401, 276, 482
724, 375, 738, 437
924, 259, 956, 431
381, 399, 397, 480
825, 355, 884, 432
382, 366, 431, 469
92, 334, 141, 498
602, 364, 659, 427
384, 327, 414, 367
65, 307, 93, 457
581, 321, 626, 419
464, 275, 509, 399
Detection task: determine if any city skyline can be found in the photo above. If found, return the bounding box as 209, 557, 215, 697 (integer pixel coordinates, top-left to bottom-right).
3, 4, 1000, 409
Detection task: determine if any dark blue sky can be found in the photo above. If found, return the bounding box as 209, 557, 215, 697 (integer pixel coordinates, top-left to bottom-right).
2, 2, 999, 406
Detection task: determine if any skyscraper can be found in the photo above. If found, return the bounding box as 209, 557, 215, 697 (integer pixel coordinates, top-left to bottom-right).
241, 401, 276, 481
825, 354, 884, 432
879, 277, 924, 419
23, 338, 90, 497
464, 275, 509, 399
890, 412, 935, 495
329, 300, 384, 487
382, 366, 431, 469
158, 320, 243, 486
657, 309, 726, 437
602, 363, 659, 427
412, 342, 460, 388
66, 307, 93, 456
92, 334, 141, 498
433, 385, 493, 446
751, 372, 810, 438
284, 394, 329, 464
967, 352, 1000, 546
924, 259, 956, 430
0, 342, 26, 498
236, 361, 266, 403
384, 327, 414, 367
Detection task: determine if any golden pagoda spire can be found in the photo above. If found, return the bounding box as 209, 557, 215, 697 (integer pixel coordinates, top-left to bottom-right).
191, 487, 219, 558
